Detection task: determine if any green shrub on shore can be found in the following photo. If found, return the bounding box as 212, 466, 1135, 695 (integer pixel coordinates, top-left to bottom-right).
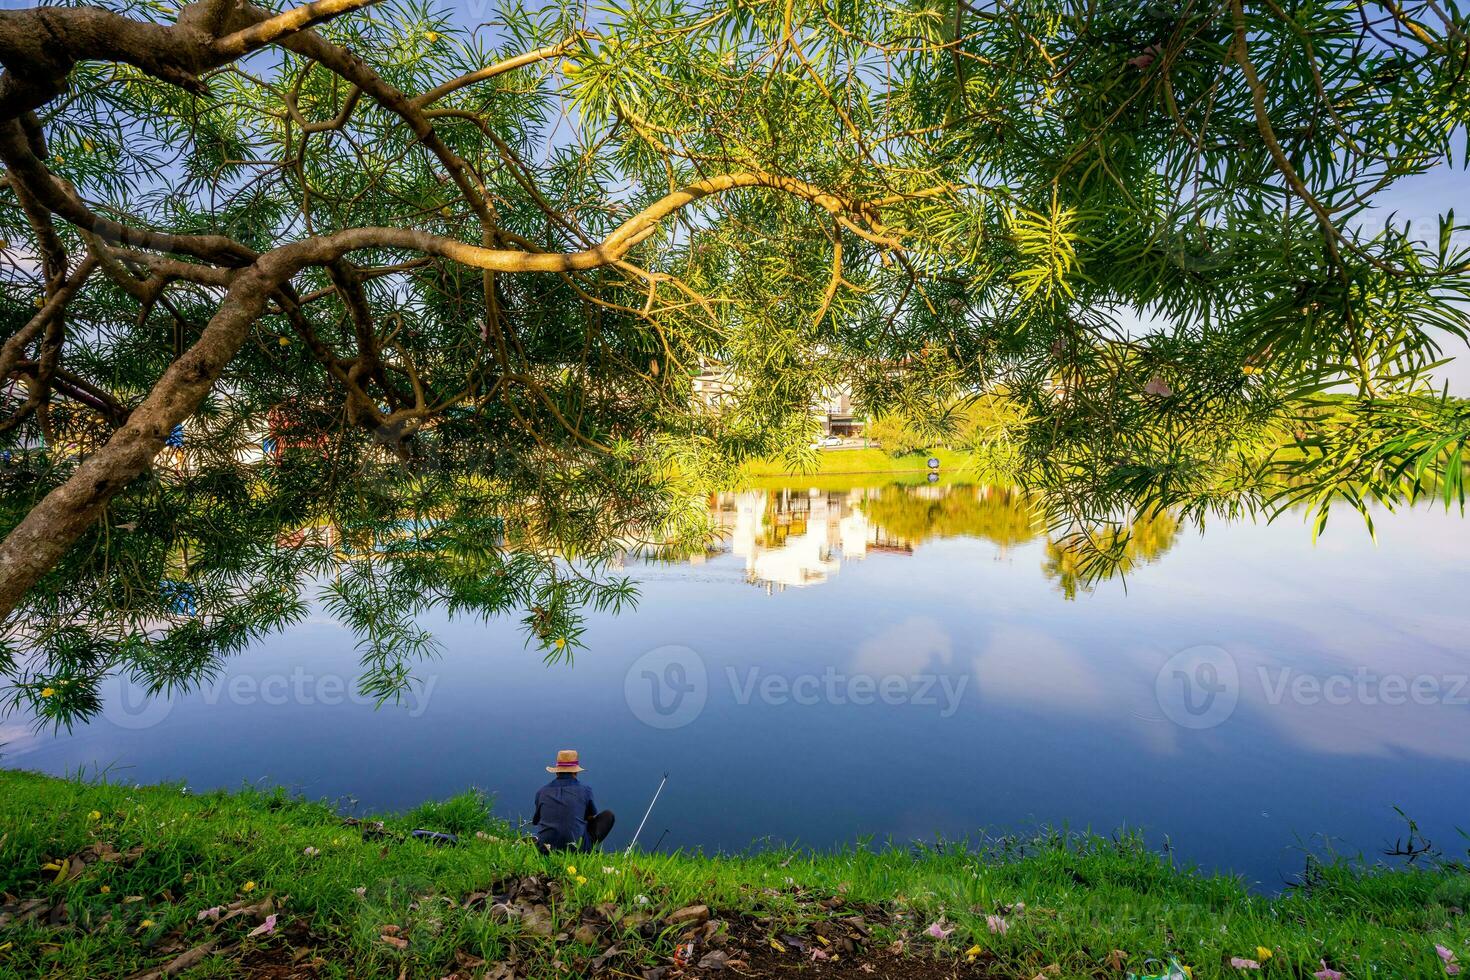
1, 770, 1467, 979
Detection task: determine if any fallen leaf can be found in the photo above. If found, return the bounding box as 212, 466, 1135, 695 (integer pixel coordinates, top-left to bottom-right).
698, 950, 729, 970
129, 939, 220, 980
452, 950, 485, 971
1106, 949, 1129, 970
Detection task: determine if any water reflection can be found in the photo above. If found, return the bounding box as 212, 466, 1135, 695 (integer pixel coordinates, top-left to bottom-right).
9, 480, 1470, 889
704, 485, 1180, 598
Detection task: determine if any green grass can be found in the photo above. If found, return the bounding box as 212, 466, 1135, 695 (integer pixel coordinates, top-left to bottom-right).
739, 448, 981, 487
1, 770, 1467, 978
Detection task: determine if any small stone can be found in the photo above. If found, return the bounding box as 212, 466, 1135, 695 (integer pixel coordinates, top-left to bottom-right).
665, 904, 709, 927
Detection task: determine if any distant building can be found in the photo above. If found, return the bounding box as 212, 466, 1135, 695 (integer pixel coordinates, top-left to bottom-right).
814, 384, 863, 436
691, 366, 864, 436
691, 366, 737, 413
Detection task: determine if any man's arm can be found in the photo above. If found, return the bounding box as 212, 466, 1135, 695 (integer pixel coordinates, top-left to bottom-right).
532, 787, 543, 825
584, 786, 597, 820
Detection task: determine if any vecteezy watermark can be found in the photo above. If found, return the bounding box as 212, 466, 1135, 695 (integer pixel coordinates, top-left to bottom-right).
1258, 667, 1470, 707
624, 645, 709, 730
727, 667, 967, 717
100, 668, 438, 730
624, 646, 969, 729
1154, 645, 1470, 730
1155, 644, 1240, 730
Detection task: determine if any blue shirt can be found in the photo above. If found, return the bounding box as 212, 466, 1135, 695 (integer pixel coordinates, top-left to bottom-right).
533, 775, 597, 849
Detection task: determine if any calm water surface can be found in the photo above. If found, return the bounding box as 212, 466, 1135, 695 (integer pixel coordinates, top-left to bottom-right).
6, 482, 1470, 888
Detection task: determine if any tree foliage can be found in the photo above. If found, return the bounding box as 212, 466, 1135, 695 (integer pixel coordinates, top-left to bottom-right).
0, 0, 1467, 724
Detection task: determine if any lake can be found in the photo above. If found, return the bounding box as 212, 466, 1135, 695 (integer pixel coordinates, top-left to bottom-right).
5, 480, 1469, 889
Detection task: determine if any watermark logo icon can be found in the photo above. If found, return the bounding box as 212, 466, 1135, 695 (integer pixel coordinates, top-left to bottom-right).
625, 645, 707, 730
1155, 644, 1239, 729
100, 672, 175, 731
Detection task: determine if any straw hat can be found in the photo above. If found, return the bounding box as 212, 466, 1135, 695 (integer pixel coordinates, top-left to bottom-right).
546, 749, 586, 774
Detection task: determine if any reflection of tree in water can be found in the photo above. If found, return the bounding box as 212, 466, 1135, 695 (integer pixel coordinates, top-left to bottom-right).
856, 486, 1040, 551
852, 484, 1182, 599
1041, 510, 1181, 600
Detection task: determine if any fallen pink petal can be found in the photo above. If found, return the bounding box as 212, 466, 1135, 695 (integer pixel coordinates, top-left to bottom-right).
196, 906, 222, 922
986, 915, 1008, 935
247, 913, 277, 938
1315, 962, 1344, 980
925, 922, 953, 939
1230, 957, 1261, 970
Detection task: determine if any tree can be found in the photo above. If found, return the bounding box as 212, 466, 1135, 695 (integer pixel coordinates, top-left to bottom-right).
1, 0, 1467, 724
865, 414, 929, 457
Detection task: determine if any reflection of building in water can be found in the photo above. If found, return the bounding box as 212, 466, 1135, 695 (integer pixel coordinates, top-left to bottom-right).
711, 488, 914, 591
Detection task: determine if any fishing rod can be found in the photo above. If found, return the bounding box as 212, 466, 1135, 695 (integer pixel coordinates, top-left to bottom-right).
624, 772, 669, 855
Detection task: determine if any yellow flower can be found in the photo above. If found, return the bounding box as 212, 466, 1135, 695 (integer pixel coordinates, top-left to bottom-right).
425, 30, 439, 41
242, 881, 256, 893
555, 638, 566, 649
278, 336, 290, 346
100, 886, 110, 894
88, 810, 101, 821
139, 919, 155, 929
965, 945, 982, 962
576, 875, 587, 886
565, 865, 577, 875
82, 139, 94, 152
1256, 947, 1273, 962
41, 687, 55, 698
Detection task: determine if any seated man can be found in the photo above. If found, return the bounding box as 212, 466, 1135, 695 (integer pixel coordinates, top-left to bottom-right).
532, 750, 615, 851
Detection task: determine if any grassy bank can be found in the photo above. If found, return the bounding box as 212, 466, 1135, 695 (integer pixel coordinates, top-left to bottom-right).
1, 771, 1467, 979
740, 448, 981, 489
